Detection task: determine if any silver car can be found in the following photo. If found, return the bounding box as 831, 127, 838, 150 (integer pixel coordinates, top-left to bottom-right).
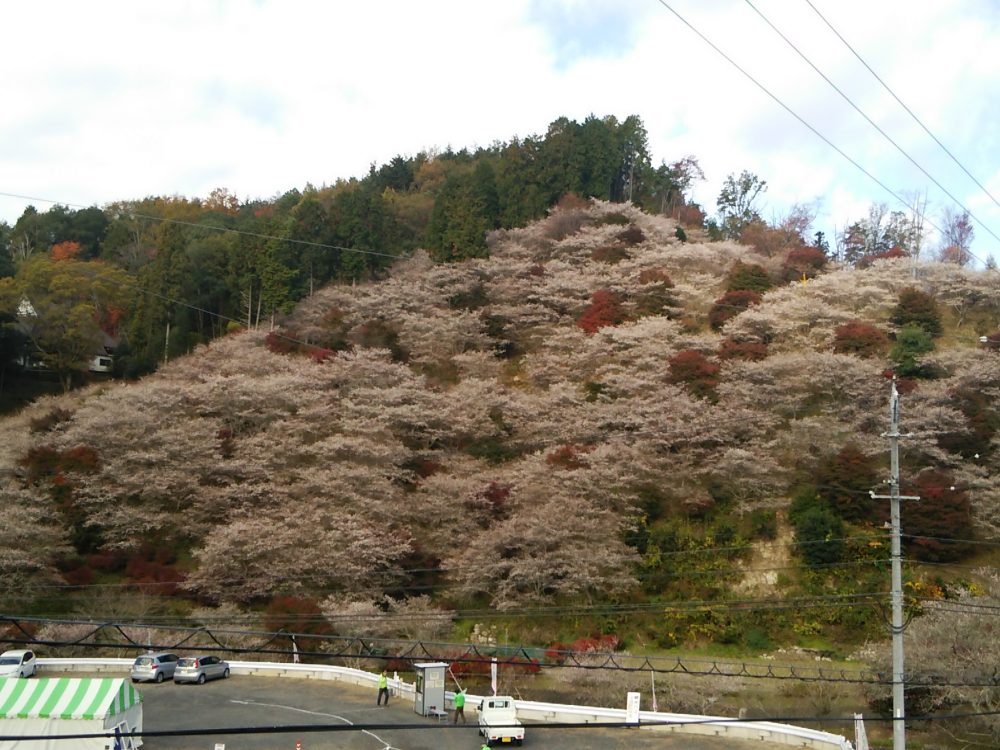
172, 655, 230, 684
130, 652, 179, 683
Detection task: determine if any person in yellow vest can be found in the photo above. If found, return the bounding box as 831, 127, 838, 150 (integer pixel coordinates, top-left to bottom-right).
452, 687, 467, 723
377, 669, 389, 706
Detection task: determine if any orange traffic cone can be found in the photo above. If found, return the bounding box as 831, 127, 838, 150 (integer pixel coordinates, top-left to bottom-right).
295, 741, 302, 750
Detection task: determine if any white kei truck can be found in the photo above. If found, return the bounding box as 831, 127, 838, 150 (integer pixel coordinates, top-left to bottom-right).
477, 695, 525, 746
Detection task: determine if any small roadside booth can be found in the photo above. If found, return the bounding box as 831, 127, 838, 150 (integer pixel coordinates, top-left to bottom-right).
0, 677, 143, 749
412, 662, 448, 718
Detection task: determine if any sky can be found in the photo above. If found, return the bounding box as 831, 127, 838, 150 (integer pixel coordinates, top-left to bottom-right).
2, 0, 999, 263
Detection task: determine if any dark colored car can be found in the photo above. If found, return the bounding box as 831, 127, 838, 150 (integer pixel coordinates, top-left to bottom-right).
130, 652, 180, 683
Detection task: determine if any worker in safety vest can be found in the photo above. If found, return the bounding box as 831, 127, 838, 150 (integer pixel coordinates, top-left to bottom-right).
453, 687, 467, 723
377, 670, 389, 706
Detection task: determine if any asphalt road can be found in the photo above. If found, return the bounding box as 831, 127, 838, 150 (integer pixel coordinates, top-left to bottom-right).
136, 674, 783, 750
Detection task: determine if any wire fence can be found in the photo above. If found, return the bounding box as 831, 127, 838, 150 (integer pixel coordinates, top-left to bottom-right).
5, 614, 1000, 688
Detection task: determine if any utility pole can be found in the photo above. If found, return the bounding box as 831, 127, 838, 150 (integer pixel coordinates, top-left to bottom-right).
870, 378, 919, 750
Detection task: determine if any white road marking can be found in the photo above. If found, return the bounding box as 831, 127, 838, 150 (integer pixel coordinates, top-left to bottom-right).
229, 698, 401, 749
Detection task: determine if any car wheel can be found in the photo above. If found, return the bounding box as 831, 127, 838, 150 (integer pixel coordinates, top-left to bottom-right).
155, 672, 164, 683
223, 668, 230, 679
197, 673, 206, 685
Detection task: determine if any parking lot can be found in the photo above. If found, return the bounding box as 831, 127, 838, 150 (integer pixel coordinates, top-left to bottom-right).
136, 674, 785, 750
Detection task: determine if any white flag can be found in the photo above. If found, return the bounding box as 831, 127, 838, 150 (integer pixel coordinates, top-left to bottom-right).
491, 657, 498, 695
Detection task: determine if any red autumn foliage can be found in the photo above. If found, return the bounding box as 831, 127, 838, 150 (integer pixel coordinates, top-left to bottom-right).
880, 371, 919, 395
740, 221, 803, 258
545, 634, 621, 663
637, 268, 674, 287
896, 469, 974, 562
20, 445, 99, 484
308, 346, 335, 363
61, 565, 94, 587
616, 226, 645, 246
857, 246, 906, 269
782, 246, 827, 281
480, 481, 512, 516
51, 241, 82, 261
124, 544, 185, 595
814, 444, 880, 521
410, 458, 445, 479
19, 446, 63, 484
576, 290, 627, 335
447, 654, 541, 680
125, 558, 185, 595
87, 550, 127, 573
555, 193, 591, 212
675, 204, 706, 227
265, 330, 296, 355
526, 263, 546, 277
708, 290, 762, 331
61, 446, 100, 473
591, 244, 630, 264
668, 350, 720, 399
546, 444, 592, 470
936, 386, 999, 459
833, 321, 890, 358
717, 338, 768, 361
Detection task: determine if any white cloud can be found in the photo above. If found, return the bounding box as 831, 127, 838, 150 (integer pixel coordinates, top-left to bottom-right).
1, 0, 997, 259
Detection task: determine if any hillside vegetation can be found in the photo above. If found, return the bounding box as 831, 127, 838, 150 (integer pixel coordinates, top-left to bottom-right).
3, 199, 998, 657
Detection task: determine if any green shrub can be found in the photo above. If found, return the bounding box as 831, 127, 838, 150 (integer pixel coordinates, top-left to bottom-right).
794, 507, 845, 567
597, 212, 630, 226
725, 261, 772, 293
744, 627, 773, 651
890, 325, 935, 377
748, 510, 777, 540
891, 287, 942, 337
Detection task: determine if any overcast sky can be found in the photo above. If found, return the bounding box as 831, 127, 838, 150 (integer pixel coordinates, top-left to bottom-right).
2, 0, 998, 262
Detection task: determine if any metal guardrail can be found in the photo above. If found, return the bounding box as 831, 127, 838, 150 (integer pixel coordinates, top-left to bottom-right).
37, 658, 853, 749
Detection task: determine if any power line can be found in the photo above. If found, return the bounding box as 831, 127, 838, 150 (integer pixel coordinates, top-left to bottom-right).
650, 1, 945, 238
743, 0, 1000, 246
8, 618, 1000, 689
803, 0, 1000, 212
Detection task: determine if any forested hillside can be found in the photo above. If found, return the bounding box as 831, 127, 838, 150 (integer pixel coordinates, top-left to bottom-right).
2, 197, 998, 661
1, 115, 691, 386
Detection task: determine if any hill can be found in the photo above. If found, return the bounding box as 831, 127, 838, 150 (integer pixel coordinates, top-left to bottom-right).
1, 200, 998, 655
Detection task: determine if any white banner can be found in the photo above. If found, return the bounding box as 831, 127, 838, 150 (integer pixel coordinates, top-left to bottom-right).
491, 657, 498, 695
625, 692, 641, 725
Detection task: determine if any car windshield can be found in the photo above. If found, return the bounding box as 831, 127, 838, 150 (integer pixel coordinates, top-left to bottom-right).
0, 657, 18, 665
134, 657, 154, 667
177, 658, 197, 667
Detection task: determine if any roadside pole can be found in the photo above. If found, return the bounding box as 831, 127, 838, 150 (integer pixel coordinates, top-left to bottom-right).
870, 378, 919, 750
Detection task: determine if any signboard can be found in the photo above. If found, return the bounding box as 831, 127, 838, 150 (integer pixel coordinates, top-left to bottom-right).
626, 691, 641, 725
